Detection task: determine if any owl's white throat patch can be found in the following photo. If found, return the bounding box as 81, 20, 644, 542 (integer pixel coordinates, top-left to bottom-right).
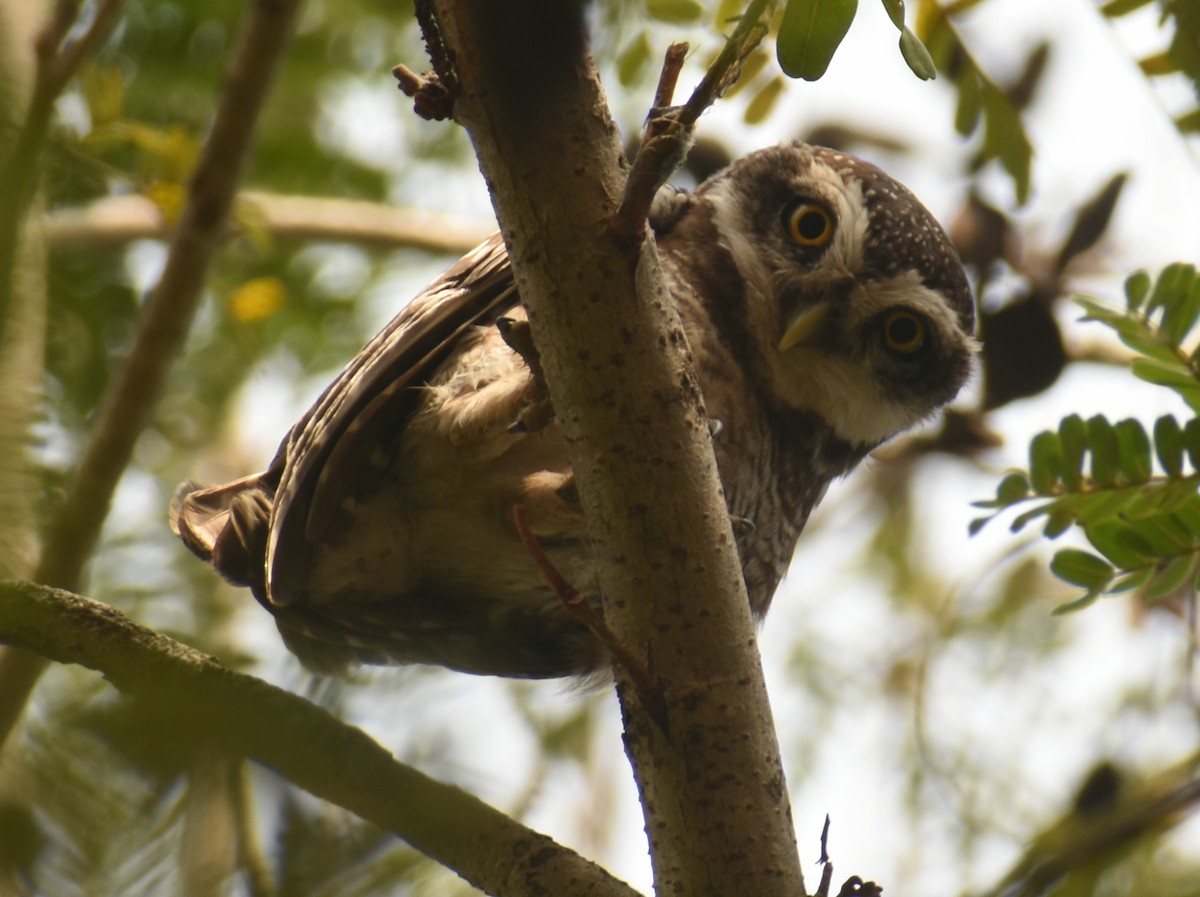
771, 341, 918, 447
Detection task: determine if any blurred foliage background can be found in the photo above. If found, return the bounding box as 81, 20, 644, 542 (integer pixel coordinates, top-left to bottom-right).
1, 1, 1199, 895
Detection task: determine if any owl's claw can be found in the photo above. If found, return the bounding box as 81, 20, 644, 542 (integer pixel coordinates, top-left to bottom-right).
512, 504, 668, 731
507, 398, 555, 434
730, 514, 756, 537
497, 317, 555, 433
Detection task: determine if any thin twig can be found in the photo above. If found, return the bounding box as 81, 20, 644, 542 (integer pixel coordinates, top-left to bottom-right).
651, 42, 689, 113
0, 581, 645, 897
612, 0, 773, 238
42, 0, 126, 98
979, 763, 1200, 897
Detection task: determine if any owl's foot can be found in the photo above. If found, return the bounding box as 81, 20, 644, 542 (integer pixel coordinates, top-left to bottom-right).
729, 514, 756, 537
497, 316, 555, 432
512, 503, 668, 730
519, 472, 583, 540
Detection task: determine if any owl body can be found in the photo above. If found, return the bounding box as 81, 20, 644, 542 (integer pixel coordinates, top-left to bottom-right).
174, 142, 975, 677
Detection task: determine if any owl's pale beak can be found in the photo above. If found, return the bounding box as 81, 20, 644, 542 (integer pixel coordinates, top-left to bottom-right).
778, 301, 830, 351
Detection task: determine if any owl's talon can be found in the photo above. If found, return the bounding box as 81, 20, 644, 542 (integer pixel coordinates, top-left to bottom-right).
512, 504, 668, 730
708, 418, 724, 438
508, 397, 555, 434
554, 475, 579, 509
730, 514, 756, 537
496, 317, 539, 370
497, 316, 555, 433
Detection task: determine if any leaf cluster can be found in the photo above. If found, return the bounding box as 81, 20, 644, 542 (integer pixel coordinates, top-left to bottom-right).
1102, 0, 1200, 135
775, 0, 934, 81
974, 265, 1200, 611
916, 1, 1033, 203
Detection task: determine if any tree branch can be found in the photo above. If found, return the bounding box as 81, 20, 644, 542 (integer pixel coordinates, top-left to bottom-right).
34, 0, 301, 592
0, 0, 302, 752
614, 0, 772, 237
41, 192, 491, 254
0, 581, 643, 897
0, 0, 125, 351
425, 2, 805, 895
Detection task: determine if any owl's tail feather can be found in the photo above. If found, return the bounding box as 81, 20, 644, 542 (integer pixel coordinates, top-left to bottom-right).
171, 476, 272, 599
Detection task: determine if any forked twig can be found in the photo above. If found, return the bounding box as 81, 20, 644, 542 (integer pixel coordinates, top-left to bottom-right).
613, 0, 774, 238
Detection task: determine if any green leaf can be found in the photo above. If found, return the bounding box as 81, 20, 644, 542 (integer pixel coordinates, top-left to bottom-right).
1099, 0, 1155, 15
1087, 415, 1119, 487
1107, 568, 1153, 593
1085, 521, 1158, 568
1011, 503, 1053, 533
879, 0, 905, 29
1176, 108, 1200, 134
1114, 419, 1152, 484
1029, 431, 1063, 494
1131, 361, 1200, 411
1075, 296, 1179, 364
968, 515, 992, 536
1146, 263, 1195, 321
996, 471, 1032, 504
1059, 414, 1088, 490
1184, 418, 1200, 470
743, 76, 786, 125
1156, 265, 1200, 345
1154, 415, 1184, 477
1139, 50, 1181, 77
616, 34, 652, 88
777, 0, 859, 80
1156, 477, 1200, 514
1143, 553, 1198, 599
1075, 488, 1137, 525
1124, 270, 1151, 312
898, 27, 936, 80
645, 0, 705, 24
1123, 482, 1177, 520
1043, 508, 1075, 539
918, 5, 1032, 203
1052, 592, 1100, 615
980, 79, 1032, 204
1134, 512, 1195, 554
1168, 495, 1200, 535
1050, 549, 1113, 590
952, 65, 982, 135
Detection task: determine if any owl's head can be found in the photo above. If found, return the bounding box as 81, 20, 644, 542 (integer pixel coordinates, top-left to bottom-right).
692, 142, 977, 449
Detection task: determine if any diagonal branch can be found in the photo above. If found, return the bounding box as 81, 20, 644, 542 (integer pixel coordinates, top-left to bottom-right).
0, 0, 125, 355
613, 0, 773, 238
34, 0, 301, 592
0, 581, 643, 897
0, 0, 303, 751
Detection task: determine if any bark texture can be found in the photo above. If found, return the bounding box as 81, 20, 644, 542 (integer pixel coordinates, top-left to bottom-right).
429, 3, 806, 894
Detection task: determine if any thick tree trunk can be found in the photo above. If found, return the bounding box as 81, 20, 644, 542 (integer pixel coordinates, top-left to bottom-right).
428, 3, 807, 894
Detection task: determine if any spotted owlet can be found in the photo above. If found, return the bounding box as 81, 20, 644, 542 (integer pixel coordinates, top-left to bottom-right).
174, 142, 976, 678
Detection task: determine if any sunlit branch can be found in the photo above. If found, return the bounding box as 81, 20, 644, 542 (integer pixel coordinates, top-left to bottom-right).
43, 192, 492, 255
0, 581, 645, 897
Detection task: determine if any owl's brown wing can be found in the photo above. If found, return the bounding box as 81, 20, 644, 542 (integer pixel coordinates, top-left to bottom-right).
173, 233, 520, 607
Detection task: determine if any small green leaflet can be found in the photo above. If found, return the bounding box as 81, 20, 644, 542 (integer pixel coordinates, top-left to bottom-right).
777, 0, 859, 81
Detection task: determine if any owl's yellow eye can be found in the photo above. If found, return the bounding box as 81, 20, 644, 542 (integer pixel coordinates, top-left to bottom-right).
786, 202, 834, 247
884, 311, 926, 353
